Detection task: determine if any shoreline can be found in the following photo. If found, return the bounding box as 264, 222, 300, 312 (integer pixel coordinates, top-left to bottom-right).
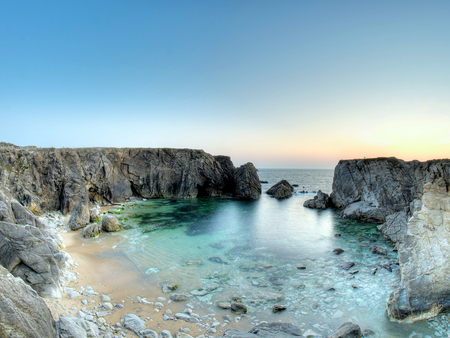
45, 208, 258, 337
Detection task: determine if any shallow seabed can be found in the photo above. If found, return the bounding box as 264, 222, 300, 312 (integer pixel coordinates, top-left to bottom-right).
86, 169, 448, 337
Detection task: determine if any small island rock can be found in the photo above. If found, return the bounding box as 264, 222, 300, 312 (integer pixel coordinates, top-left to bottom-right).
267, 180, 294, 199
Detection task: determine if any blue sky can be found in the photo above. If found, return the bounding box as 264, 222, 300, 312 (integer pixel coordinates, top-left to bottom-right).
1, 1, 449, 168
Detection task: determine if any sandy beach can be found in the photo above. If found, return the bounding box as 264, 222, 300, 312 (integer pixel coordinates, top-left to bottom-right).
45, 212, 256, 337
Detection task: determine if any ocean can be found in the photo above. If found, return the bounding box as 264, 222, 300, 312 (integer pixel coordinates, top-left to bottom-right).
89, 169, 446, 337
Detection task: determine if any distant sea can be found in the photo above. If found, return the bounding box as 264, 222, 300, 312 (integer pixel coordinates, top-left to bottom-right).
94, 169, 443, 336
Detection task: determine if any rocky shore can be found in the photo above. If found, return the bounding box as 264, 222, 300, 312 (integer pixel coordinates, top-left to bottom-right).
304, 157, 450, 322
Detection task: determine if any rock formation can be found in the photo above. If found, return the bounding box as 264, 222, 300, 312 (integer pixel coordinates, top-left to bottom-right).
267, 180, 294, 199
306, 157, 450, 322
303, 190, 331, 209
0, 146, 261, 216
0, 265, 58, 338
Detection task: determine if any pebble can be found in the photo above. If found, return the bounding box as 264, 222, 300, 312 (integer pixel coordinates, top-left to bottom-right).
100, 295, 111, 302
175, 313, 191, 320
81, 299, 88, 305
78, 310, 86, 318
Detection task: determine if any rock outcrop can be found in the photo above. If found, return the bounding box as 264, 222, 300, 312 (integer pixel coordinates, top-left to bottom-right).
0, 146, 261, 215
303, 190, 331, 209
0, 265, 58, 338
267, 180, 294, 199
313, 157, 450, 322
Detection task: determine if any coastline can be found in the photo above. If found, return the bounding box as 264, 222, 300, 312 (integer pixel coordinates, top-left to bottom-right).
45, 209, 257, 337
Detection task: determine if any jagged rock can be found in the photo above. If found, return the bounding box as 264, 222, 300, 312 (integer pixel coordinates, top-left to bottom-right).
82, 222, 102, 238
303, 190, 332, 209
68, 202, 90, 230
0, 221, 62, 298
329, 321, 361, 338
234, 163, 261, 199
57, 314, 100, 338
102, 214, 119, 232
0, 265, 58, 338
0, 147, 260, 215
223, 322, 302, 337
387, 178, 450, 322
267, 180, 294, 199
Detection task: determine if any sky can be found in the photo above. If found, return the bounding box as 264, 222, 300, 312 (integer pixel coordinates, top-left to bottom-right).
1, 1, 449, 168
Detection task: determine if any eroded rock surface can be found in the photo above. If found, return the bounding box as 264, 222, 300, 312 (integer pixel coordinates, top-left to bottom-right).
0, 265, 58, 338
0, 147, 260, 215
267, 180, 294, 199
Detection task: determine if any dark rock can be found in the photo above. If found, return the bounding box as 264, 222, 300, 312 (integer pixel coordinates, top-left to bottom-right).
329, 321, 362, 338
102, 214, 119, 232
296, 265, 306, 269
0, 265, 58, 338
234, 163, 261, 199
209, 256, 230, 265
68, 202, 90, 230
370, 245, 387, 255
340, 262, 355, 270
223, 322, 302, 337
0, 221, 62, 298
381, 264, 392, 272
272, 304, 287, 313
362, 328, 376, 337
89, 207, 100, 223
292, 184, 299, 187
267, 180, 294, 199
303, 190, 332, 209
231, 302, 247, 313
371, 268, 377, 275
333, 248, 344, 255
260, 181, 268, 184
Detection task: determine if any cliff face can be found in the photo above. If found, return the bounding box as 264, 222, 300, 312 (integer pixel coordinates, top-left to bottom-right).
0, 147, 261, 215
322, 157, 450, 322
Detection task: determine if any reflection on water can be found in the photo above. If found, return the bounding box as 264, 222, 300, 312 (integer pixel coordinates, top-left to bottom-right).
92, 169, 443, 337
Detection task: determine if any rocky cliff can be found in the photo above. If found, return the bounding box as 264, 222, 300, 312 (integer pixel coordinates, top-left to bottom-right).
305, 157, 450, 322
0, 146, 261, 215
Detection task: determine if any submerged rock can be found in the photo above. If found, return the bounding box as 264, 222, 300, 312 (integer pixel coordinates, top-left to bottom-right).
340, 262, 355, 270
267, 180, 294, 199
231, 302, 247, 313
303, 190, 332, 209
223, 322, 302, 337
370, 245, 387, 255
329, 321, 361, 338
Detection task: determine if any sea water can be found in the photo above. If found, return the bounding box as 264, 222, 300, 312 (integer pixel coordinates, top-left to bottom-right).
103, 169, 447, 337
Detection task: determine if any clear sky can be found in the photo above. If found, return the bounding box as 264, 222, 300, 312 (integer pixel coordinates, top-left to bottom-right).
1, 1, 449, 168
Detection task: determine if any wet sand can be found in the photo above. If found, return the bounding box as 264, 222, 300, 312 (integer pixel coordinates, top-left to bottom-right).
46, 223, 255, 337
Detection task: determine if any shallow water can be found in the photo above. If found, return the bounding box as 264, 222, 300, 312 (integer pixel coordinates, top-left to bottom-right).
93, 169, 445, 337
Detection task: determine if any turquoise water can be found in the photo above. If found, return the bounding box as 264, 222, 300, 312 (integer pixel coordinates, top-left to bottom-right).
105, 169, 443, 337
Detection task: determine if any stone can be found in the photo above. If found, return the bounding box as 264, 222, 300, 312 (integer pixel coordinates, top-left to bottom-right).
272, 304, 287, 313
223, 322, 302, 337
68, 202, 90, 230
102, 214, 120, 232
82, 221, 102, 238
218, 302, 232, 309
303, 190, 332, 209
208, 256, 230, 264
362, 328, 376, 337
329, 321, 362, 338
89, 206, 100, 222
57, 315, 100, 338
0, 221, 62, 298
162, 283, 178, 293
340, 262, 355, 270
175, 333, 193, 338
170, 293, 189, 301
124, 313, 146, 332
370, 245, 387, 255
231, 302, 247, 313
0, 265, 58, 337
333, 248, 344, 255
160, 329, 173, 338
175, 313, 190, 320
100, 294, 111, 302
267, 180, 294, 199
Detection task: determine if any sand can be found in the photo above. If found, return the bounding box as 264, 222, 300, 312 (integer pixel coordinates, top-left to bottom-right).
45, 215, 255, 337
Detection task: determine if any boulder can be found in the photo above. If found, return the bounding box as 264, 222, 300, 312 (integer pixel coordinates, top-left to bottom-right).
0, 265, 58, 338
57, 314, 100, 338
267, 180, 294, 199
303, 190, 332, 209
329, 321, 361, 338
102, 214, 120, 232
89, 206, 100, 223
234, 163, 261, 199
0, 221, 62, 298
68, 202, 90, 230
231, 302, 247, 313
82, 222, 102, 238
